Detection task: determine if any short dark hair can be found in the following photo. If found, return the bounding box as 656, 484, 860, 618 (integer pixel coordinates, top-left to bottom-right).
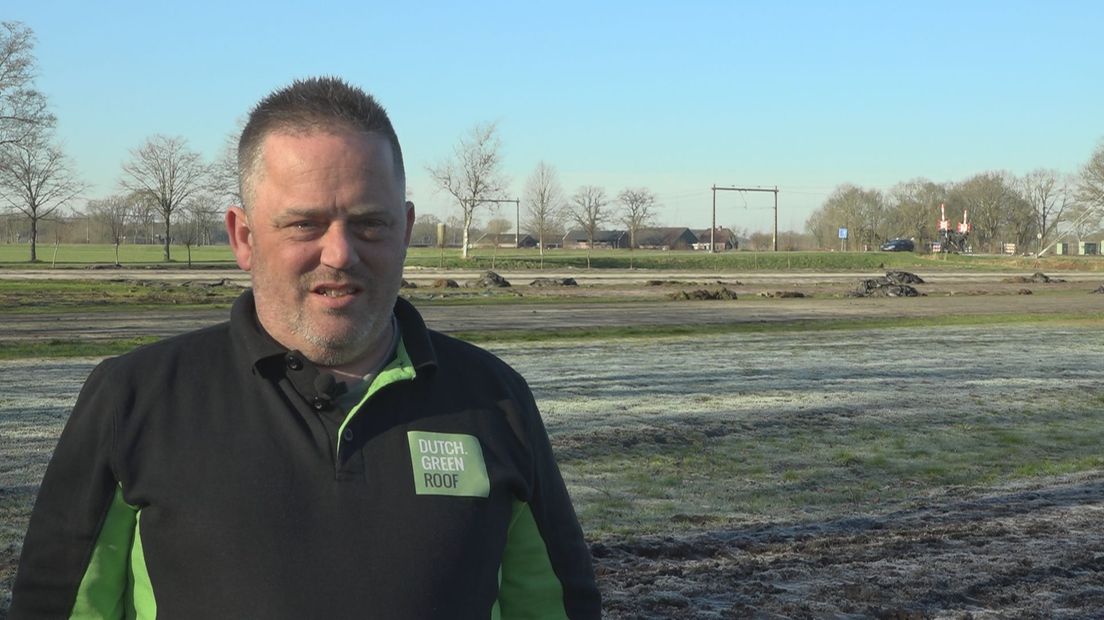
238, 77, 405, 209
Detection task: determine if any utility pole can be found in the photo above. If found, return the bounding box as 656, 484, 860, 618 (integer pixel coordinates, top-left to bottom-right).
710, 185, 781, 252
478, 198, 521, 247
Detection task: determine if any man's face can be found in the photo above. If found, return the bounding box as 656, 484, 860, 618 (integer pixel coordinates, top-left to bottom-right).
226, 130, 414, 367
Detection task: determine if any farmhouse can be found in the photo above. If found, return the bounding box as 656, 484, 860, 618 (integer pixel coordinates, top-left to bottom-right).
692, 228, 739, 251
633, 227, 699, 250
562, 230, 629, 250
472, 233, 538, 248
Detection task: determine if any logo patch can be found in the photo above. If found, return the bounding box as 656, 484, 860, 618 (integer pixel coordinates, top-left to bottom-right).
407, 431, 490, 497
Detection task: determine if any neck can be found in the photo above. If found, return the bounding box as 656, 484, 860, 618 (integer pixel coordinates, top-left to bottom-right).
321, 317, 396, 383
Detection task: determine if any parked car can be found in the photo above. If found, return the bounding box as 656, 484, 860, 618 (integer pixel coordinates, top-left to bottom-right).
880, 238, 915, 252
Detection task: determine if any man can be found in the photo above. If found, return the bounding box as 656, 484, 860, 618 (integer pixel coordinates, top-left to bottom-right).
12, 77, 600, 619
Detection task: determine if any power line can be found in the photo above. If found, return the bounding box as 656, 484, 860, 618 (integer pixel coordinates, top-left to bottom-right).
710, 185, 780, 252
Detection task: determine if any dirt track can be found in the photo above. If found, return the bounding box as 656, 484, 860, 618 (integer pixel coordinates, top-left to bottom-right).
4, 269, 1103, 342
3, 293, 1100, 343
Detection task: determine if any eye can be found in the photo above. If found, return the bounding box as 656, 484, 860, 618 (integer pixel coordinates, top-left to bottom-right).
283, 220, 325, 239
351, 218, 387, 238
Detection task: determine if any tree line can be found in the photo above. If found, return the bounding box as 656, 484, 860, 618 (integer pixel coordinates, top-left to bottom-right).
426, 122, 668, 268
805, 157, 1104, 255
3, 21, 1102, 264
0, 22, 236, 264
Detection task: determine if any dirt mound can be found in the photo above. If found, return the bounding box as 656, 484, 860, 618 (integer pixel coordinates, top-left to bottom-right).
667, 288, 738, 301
849, 279, 921, 298
128, 279, 172, 289
1091, 284, 1104, 294
468, 271, 511, 288
529, 277, 578, 287
431, 278, 459, 288
848, 272, 926, 298
758, 291, 806, 298
885, 270, 924, 284
1004, 272, 1066, 284
179, 279, 237, 288
648, 279, 743, 287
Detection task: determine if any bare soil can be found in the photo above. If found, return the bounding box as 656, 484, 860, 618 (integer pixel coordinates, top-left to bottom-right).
2, 269, 1102, 342
594, 475, 1104, 619
483, 322, 1104, 618
1, 269, 1103, 618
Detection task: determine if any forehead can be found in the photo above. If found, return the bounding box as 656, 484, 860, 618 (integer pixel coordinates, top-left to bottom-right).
252, 130, 403, 205
260, 130, 395, 174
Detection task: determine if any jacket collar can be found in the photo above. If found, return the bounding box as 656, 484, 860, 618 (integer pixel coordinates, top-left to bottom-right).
230, 289, 439, 376
392, 296, 438, 375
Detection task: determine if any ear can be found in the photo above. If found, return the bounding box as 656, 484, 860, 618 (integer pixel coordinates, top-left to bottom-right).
226, 206, 254, 271
403, 200, 415, 246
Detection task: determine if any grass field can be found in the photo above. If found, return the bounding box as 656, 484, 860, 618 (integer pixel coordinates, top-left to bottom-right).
0, 243, 236, 266
4, 242, 1103, 271
504, 324, 1104, 536
3, 322, 1103, 616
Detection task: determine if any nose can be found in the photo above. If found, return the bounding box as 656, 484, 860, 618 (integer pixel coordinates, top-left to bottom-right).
319, 223, 361, 270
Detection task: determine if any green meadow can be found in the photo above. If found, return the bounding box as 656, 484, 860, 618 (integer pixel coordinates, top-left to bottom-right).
3, 242, 1102, 271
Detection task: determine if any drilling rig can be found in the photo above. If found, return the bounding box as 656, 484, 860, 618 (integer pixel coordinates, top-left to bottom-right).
936, 203, 971, 253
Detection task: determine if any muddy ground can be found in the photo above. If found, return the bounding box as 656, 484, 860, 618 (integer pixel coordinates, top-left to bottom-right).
593, 475, 1104, 619
1, 271, 1103, 618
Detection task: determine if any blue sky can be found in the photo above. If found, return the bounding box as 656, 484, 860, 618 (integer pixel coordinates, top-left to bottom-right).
7, 1, 1103, 233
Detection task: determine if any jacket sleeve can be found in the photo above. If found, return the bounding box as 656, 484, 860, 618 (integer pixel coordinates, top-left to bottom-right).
10, 361, 134, 619
495, 381, 601, 620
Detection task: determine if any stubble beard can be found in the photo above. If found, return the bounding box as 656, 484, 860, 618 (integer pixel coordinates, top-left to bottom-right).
252, 266, 399, 367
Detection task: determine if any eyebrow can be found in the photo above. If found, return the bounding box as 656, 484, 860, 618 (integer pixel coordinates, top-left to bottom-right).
272, 205, 391, 225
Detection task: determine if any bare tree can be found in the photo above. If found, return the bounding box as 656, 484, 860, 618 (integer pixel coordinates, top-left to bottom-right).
445, 213, 466, 247
748, 231, 773, 251
804, 209, 832, 249
0, 22, 54, 149
87, 194, 131, 266
176, 201, 213, 268
523, 161, 564, 268
809, 184, 884, 251
120, 135, 208, 262
1063, 201, 1103, 242
410, 213, 441, 247
1018, 169, 1072, 256
887, 178, 946, 248
209, 119, 244, 208
484, 215, 513, 240
0, 127, 85, 261
947, 173, 1016, 253
1076, 138, 1104, 215
1064, 138, 1104, 242
857, 190, 887, 248
1005, 197, 1038, 253
568, 185, 608, 269
426, 122, 507, 259
617, 187, 656, 268
484, 215, 512, 269
131, 192, 157, 244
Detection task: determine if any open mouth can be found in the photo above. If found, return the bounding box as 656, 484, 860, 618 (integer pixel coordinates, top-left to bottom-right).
312, 284, 361, 298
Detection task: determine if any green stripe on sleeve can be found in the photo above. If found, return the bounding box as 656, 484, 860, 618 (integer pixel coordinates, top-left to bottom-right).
126, 510, 156, 618
69, 485, 136, 619
495, 501, 569, 620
